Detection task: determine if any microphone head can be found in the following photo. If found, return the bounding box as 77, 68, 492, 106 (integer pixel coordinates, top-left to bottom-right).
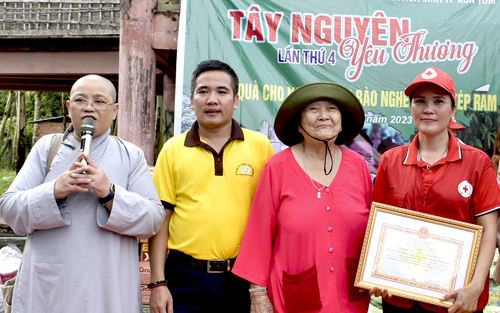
81, 117, 96, 136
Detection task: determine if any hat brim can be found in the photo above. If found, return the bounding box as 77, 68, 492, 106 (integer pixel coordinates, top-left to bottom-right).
274, 82, 365, 146
405, 81, 456, 102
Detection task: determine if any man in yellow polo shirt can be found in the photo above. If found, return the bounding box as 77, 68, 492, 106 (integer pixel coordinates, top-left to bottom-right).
149, 60, 274, 313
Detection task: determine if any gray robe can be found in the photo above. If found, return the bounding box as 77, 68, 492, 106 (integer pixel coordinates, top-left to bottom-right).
0, 128, 165, 313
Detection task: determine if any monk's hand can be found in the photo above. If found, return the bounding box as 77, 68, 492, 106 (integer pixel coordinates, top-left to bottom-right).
54, 153, 92, 200
75, 153, 111, 198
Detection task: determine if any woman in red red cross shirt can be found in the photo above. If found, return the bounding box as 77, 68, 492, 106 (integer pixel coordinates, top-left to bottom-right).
372, 67, 500, 313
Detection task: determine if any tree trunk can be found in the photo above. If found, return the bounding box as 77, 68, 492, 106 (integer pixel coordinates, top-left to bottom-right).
111, 115, 118, 136
0, 91, 14, 145
2, 99, 16, 168
61, 92, 67, 131
13, 91, 26, 172
154, 95, 164, 161
33, 91, 41, 145
6, 139, 12, 169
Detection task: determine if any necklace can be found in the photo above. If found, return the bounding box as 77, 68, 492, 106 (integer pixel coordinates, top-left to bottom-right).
302, 144, 337, 199
419, 149, 448, 169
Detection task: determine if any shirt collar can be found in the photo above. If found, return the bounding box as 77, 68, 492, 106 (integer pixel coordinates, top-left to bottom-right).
62, 123, 111, 149
184, 119, 245, 147
403, 130, 462, 165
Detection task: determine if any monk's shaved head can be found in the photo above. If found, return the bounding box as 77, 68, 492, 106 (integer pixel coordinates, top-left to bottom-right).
67, 74, 119, 140
70, 75, 116, 103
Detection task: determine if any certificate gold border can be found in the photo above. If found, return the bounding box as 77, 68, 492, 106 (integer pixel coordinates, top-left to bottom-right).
373, 224, 463, 293
355, 202, 483, 308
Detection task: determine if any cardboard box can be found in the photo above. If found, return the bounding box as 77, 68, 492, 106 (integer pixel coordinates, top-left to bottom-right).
139, 262, 151, 285
140, 242, 149, 262
141, 284, 151, 305
142, 305, 150, 313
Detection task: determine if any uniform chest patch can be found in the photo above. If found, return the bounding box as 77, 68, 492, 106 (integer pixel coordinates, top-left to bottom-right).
235, 163, 254, 176
458, 180, 473, 198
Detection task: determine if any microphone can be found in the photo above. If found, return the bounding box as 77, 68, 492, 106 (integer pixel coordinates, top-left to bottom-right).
80, 117, 95, 166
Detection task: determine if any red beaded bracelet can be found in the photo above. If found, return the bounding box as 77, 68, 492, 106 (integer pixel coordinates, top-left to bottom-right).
147, 280, 168, 289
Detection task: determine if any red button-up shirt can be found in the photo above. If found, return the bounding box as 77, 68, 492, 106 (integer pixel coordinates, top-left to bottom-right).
374, 131, 500, 312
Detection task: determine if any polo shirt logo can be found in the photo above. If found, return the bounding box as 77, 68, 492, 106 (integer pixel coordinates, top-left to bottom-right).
236, 163, 254, 177
458, 180, 473, 198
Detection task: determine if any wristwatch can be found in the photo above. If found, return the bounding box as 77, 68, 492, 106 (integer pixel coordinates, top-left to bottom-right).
99, 183, 115, 205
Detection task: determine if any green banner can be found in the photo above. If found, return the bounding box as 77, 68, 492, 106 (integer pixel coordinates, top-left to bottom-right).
176, 0, 499, 151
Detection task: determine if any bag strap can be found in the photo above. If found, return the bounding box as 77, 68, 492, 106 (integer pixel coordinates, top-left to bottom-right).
46, 133, 63, 175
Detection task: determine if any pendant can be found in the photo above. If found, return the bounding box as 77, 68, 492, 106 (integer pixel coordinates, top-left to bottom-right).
317, 191, 321, 199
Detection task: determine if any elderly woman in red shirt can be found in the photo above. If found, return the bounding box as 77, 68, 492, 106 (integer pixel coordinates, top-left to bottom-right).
232, 82, 372, 312
372, 67, 500, 313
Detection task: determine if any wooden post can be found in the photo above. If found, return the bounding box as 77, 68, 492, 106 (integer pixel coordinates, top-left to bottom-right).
118, 0, 157, 165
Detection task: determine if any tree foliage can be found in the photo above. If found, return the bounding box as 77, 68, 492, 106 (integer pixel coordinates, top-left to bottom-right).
462, 110, 498, 155
0, 90, 66, 169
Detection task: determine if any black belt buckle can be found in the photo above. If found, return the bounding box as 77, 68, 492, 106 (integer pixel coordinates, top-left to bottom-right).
207, 259, 230, 273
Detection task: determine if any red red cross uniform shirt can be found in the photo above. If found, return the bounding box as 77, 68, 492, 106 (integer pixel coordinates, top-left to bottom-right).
374, 131, 500, 312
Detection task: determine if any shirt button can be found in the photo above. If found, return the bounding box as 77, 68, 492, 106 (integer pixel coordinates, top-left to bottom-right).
325, 206, 331, 211
328, 247, 333, 253
325, 188, 330, 193
327, 227, 332, 232
428, 169, 432, 173
330, 267, 335, 272
217, 158, 221, 162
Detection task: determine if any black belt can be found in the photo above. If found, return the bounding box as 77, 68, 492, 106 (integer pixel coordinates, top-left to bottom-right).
168, 250, 236, 273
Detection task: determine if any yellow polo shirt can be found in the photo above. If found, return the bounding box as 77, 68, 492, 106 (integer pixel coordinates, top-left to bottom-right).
153, 120, 274, 260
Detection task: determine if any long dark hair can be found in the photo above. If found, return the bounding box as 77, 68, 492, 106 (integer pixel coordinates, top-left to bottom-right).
494, 127, 500, 156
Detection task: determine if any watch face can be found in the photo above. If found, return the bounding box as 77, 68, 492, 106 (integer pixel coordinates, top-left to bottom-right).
111, 183, 115, 192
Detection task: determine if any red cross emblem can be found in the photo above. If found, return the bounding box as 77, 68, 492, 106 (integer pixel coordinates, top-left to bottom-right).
422, 68, 437, 79
458, 180, 473, 198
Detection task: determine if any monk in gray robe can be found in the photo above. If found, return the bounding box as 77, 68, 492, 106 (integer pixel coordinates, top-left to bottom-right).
0, 75, 165, 313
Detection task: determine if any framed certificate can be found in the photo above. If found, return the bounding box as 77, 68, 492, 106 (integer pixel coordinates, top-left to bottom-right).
355, 202, 483, 308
